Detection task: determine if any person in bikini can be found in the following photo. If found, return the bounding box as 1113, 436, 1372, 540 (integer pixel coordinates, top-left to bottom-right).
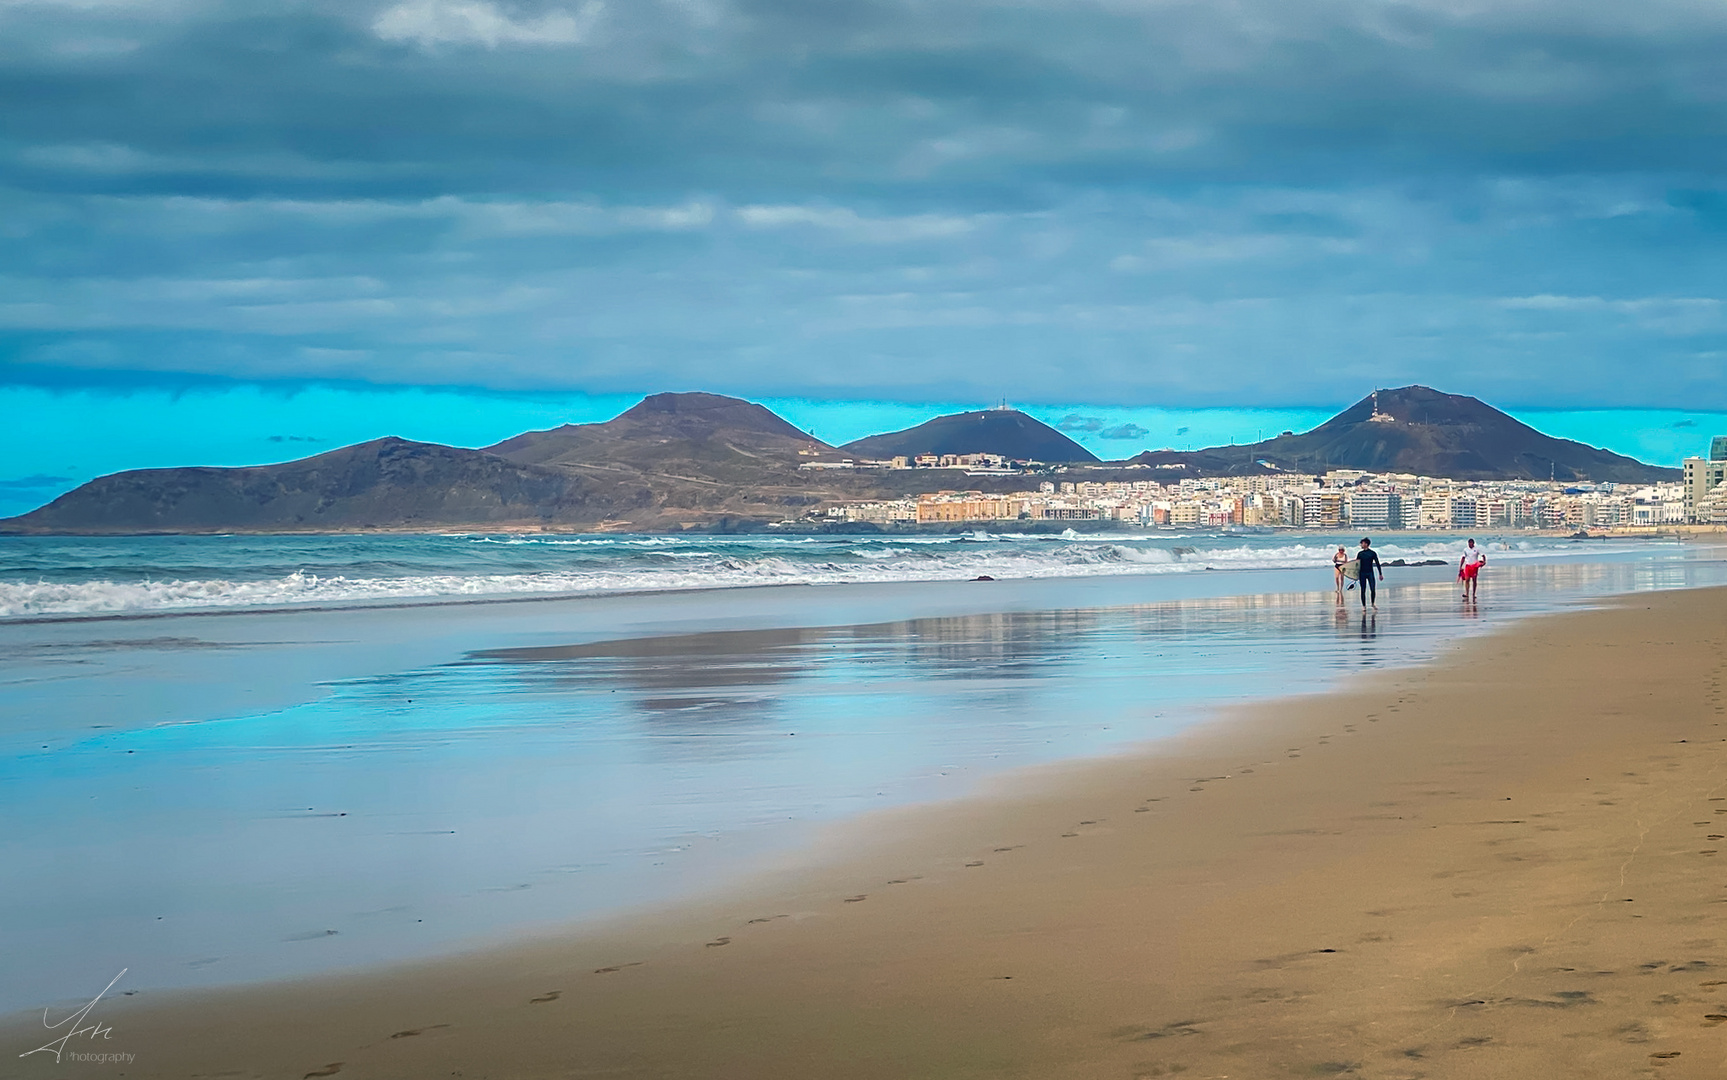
1333, 546, 1350, 598
1459, 538, 1486, 601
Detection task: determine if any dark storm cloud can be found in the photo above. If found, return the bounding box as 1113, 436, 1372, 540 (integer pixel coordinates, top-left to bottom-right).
10, 0, 1727, 197
1099, 423, 1149, 440
0, 473, 72, 490
1057, 414, 1104, 432
2, 0, 1726, 406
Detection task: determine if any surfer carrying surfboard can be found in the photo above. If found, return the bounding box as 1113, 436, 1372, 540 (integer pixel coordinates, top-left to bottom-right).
1355, 538, 1382, 609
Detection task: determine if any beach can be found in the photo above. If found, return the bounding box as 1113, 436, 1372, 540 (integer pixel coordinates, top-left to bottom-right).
8, 577, 1727, 1078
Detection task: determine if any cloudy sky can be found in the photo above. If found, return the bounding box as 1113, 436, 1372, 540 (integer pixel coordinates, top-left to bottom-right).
3, 0, 1726, 414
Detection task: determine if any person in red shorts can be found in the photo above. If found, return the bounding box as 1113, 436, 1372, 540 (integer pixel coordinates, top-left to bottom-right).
1459, 538, 1486, 601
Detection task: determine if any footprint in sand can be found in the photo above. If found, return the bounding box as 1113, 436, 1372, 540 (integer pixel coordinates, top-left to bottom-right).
593, 962, 643, 974
965, 861, 984, 868
389, 1024, 450, 1038
1703, 1014, 1727, 1026
530, 990, 562, 1003
1061, 832, 1079, 838
1650, 1051, 1682, 1060
303, 1065, 342, 1079
748, 914, 791, 922
706, 937, 730, 948
992, 846, 1021, 853
1113, 1018, 1204, 1041
844, 895, 867, 903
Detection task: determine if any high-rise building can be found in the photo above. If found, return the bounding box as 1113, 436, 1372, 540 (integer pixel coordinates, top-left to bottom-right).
1450, 495, 1481, 530
1683, 440, 1727, 522
1304, 490, 1345, 528
1399, 496, 1422, 529
1347, 490, 1403, 529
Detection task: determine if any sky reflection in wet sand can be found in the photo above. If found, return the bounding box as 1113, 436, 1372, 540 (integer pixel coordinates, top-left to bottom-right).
4, 551, 1725, 1011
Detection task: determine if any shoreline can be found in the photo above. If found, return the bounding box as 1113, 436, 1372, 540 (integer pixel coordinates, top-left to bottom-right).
9, 585, 1727, 1078
6, 522, 1725, 539
0, 532, 1690, 626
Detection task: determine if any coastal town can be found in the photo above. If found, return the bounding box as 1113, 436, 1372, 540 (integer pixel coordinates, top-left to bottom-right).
811, 436, 1727, 530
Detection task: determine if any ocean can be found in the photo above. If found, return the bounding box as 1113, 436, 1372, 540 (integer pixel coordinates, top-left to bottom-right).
0, 530, 1679, 619
4, 531, 1725, 1012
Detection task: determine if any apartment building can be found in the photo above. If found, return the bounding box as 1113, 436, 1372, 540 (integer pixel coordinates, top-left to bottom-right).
1684, 440, 1727, 522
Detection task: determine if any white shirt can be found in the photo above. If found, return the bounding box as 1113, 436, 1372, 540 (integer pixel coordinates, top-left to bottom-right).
1461, 546, 1486, 567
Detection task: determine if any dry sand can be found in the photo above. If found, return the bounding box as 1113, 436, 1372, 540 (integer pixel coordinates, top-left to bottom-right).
9, 586, 1727, 1080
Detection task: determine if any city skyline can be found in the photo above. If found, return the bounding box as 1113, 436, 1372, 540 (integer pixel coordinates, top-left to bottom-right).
824, 470, 1709, 530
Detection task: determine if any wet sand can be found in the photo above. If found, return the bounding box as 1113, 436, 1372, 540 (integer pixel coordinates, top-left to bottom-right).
9, 585, 1727, 1079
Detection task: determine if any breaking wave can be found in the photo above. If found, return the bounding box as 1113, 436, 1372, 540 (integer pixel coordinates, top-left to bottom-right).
0, 533, 1653, 618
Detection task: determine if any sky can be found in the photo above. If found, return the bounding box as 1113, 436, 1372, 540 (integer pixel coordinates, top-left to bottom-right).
2, 0, 1727, 515
4, 0, 1727, 406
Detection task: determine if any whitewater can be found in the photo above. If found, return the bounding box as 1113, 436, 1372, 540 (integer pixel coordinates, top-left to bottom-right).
0, 530, 1651, 618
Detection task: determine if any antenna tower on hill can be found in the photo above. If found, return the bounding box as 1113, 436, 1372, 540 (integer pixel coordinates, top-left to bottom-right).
1367, 390, 1397, 424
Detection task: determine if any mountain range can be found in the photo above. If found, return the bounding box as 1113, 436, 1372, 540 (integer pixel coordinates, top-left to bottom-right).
1, 386, 1678, 534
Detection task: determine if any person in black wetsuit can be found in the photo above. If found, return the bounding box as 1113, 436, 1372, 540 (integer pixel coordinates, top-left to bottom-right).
1355, 537, 1383, 608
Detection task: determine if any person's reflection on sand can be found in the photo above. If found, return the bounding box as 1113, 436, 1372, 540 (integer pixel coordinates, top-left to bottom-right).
1360, 610, 1377, 640
1461, 597, 1480, 619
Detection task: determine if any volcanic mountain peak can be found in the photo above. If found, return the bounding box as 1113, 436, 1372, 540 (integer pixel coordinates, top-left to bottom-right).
841, 408, 1100, 463
1125, 385, 1675, 483
5, 435, 595, 534
1322, 386, 1526, 430
614, 391, 815, 440
484, 392, 829, 469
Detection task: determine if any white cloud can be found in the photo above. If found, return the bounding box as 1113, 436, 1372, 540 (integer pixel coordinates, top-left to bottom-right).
21, 142, 155, 171
1497, 294, 1723, 334
1499, 294, 1722, 312
372, 0, 603, 48
443, 197, 715, 235
735, 205, 979, 242
0, 0, 173, 8
57, 193, 716, 237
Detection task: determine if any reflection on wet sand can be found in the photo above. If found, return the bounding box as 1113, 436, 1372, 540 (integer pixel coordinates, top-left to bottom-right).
5, 552, 1724, 1012
463, 559, 1708, 757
